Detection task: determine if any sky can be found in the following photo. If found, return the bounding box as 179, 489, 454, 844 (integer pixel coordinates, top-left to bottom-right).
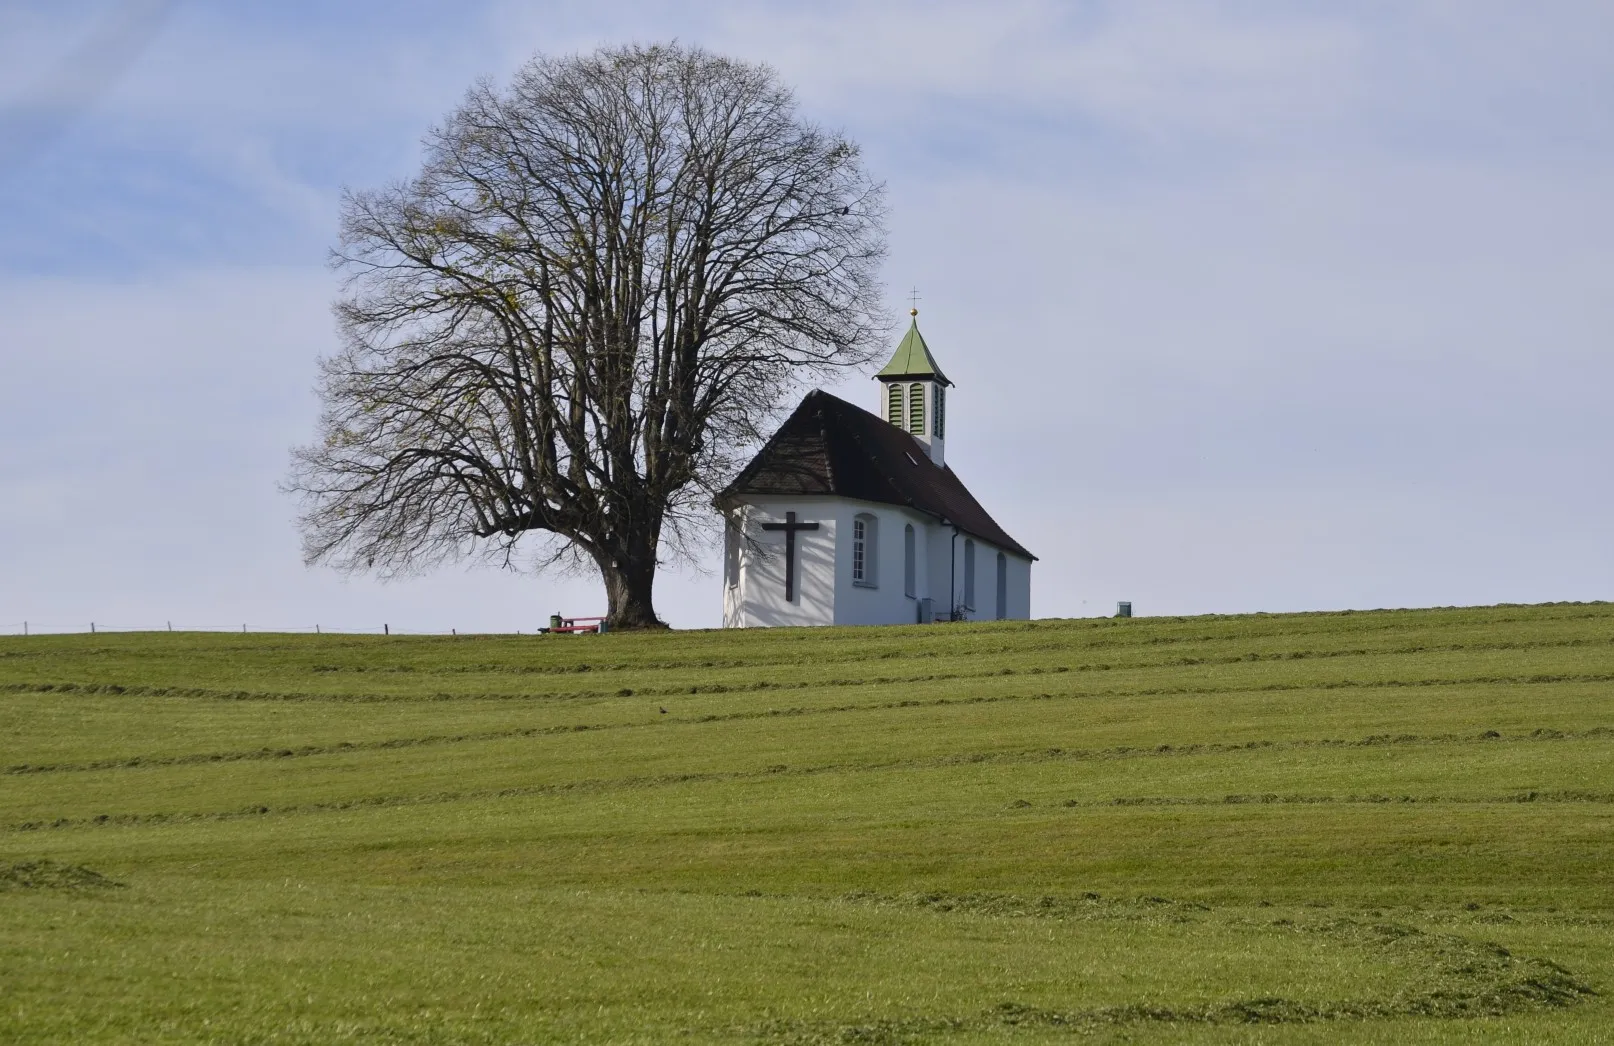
2, 0, 1612, 634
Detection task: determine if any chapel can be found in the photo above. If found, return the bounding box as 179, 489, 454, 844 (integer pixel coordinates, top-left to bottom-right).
717, 311, 1035, 627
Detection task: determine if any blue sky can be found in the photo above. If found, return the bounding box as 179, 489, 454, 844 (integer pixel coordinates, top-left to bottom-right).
3, 0, 1612, 632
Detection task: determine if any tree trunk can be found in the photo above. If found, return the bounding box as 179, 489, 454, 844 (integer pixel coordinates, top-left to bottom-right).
596, 542, 667, 631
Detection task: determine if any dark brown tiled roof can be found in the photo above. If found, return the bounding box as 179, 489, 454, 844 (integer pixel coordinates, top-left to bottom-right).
717, 390, 1035, 560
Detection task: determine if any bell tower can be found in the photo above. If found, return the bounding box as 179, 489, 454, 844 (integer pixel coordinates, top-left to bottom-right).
876, 308, 952, 467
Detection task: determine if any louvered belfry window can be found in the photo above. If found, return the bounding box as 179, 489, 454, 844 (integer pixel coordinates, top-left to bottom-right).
887, 383, 904, 428
935, 385, 946, 439
908, 383, 925, 435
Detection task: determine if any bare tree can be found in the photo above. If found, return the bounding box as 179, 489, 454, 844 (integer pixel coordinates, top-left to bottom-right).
288, 43, 887, 628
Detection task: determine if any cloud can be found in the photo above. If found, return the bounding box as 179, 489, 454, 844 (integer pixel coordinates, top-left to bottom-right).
727, 1, 1363, 143
483, 0, 1365, 154
0, 0, 179, 175
3, 0, 1613, 630
0, 265, 663, 632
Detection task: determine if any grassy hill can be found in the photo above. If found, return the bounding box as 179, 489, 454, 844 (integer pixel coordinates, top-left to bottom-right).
2, 604, 1612, 1044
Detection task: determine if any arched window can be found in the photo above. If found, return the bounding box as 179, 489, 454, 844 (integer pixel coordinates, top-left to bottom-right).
908, 382, 925, 435
963, 539, 976, 610
995, 551, 1007, 620
903, 524, 916, 598
887, 383, 904, 428
852, 513, 877, 587
935, 385, 946, 439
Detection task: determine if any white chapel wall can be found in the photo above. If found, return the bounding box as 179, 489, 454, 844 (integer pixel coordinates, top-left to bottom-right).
832, 502, 934, 626
725, 498, 840, 628
721, 520, 746, 628
921, 530, 1033, 622
722, 497, 1033, 627
964, 544, 1030, 621
1002, 552, 1032, 620
925, 527, 956, 619
959, 536, 981, 621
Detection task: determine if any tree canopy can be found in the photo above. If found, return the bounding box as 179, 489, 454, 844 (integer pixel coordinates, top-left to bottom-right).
289, 43, 887, 627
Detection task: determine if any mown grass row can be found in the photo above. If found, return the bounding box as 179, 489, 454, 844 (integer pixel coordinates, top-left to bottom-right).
4, 602, 1610, 691
2, 604, 1612, 1044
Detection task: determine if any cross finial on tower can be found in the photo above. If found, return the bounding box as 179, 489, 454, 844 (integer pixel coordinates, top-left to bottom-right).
908, 286, 921, 316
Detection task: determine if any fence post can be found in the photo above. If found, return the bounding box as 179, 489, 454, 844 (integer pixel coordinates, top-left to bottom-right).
167, 621, 172, 632
91, 622, 95, 634
384, 623, 389, 636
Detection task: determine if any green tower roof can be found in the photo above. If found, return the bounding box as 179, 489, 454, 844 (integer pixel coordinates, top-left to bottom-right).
875, 313, 951, 386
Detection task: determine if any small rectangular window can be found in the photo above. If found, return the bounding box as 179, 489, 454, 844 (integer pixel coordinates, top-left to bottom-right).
852, 518, 866, 582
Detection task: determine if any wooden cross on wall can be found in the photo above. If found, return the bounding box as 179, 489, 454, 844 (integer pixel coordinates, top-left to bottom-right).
760, 511, 819, 601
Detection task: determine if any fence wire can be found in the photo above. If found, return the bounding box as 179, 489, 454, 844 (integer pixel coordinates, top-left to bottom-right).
3, 622, 578, 637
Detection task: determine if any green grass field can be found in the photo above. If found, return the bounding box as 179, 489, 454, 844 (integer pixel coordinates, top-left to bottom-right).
3, 604, 1613, 1044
